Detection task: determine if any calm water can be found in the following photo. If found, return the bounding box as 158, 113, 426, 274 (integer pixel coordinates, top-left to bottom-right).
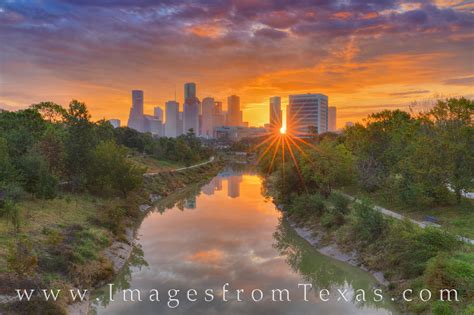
92, 169, 398, 315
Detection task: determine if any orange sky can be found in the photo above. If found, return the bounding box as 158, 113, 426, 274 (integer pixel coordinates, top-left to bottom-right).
1, 0, 472, 128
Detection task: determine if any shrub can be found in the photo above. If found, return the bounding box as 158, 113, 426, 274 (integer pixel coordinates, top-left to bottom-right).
425, 252, 474, 300
288, 193, 326, 217
330, 192, 351, 215
7, 236, 38, 277
381, 223, 462, 278
352, 199, 387, 242
87, 140, 144, 197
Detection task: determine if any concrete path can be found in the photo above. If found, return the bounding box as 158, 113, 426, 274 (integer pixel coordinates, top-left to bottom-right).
338, 191, 474, 245
144, 156, 215, 177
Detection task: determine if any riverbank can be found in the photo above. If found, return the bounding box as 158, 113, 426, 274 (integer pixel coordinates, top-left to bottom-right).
286, 217, 389, 286
0, 158, 223, 315
265, 176, 473, 315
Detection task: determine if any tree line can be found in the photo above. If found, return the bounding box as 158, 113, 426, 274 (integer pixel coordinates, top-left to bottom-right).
261, 97, 473, 208
0, 100, 211, 204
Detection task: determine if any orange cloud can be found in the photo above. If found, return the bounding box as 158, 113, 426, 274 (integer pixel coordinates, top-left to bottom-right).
188, 249, 225, 264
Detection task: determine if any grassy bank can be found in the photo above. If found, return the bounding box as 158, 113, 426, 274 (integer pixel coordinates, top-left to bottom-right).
340, 185, 474, 239
265, 176, 473, 315
0, 157, 223, 314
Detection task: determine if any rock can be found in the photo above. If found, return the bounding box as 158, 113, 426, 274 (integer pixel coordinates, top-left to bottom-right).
149, 194, 161, 202
139, 204, 152, 213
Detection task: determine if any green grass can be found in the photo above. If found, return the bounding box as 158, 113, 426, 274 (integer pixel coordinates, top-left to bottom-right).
0, 193, 112, 273
129, 154, 185, 172
340, 185, 474, 239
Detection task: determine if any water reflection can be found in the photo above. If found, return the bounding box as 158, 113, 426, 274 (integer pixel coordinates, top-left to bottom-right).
92, 170, 397, 315
273, 219, 397, 312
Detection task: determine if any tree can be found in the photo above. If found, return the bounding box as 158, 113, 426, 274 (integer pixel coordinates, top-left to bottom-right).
300, 140, 354, 197
63, 100, 96, 189
18, 150, 58, 199
31, 101, 66, 123
88, 141, 144, 197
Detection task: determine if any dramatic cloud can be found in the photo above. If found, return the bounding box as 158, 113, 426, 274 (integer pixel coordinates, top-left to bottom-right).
0, 0, 472, 127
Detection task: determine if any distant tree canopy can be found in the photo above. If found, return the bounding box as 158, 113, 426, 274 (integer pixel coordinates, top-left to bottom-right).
0, 100, 211, 201
259, 97, 473, 207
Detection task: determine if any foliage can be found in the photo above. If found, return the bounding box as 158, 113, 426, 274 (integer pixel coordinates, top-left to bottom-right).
352, 199, 387, 242
300, 140, 354, 197
288, 193, 326, 217
7, 236, 38, 277
18, 150, 58, 199
87, 141, 144, 197
330, 192, 351, 215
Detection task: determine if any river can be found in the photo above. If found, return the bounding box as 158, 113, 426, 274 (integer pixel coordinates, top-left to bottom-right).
92, 168, 398, 315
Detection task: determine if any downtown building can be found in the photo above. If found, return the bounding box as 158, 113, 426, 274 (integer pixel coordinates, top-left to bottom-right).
328, 106, 337, 132
287, 93, 328, 136
126, 90, 164, 136
269, 96, 282, 131
183, 82, 200, 136
165, 100, 180, 137
226, 95, 242, 127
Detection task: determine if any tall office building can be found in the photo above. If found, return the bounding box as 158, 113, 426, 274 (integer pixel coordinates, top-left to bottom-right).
328, 106, 337, 132
183, 101, 199, 135
269, 96, 282, 130
212, 101, 226, 136
201, 97, 215, 138
177, 112, 184, 136
183, 83, 200, 135
127, 90, 145, 132
227, 95, 242, 126
287, 93, 328, 136
154, 106, 163, 121
184, 82, 196, 100
165, 100, 179, 138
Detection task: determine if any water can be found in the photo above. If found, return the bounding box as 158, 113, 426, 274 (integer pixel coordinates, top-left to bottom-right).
92, 169, 398, 314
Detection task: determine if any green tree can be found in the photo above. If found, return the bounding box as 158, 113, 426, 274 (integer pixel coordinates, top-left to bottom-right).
18, 150, 58, 199
300, 140, 354, 197
63, 100, 96, 189
88, 141, 144, 197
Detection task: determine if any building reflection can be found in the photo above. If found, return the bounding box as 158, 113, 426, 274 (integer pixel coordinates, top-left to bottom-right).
227, 175, 242, 198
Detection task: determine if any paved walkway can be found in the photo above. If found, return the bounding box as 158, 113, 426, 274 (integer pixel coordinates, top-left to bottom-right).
338, 191, 474, 245
144, 156, 215, 177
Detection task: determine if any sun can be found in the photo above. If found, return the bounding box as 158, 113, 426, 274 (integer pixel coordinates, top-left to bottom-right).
279, 126, 286, 134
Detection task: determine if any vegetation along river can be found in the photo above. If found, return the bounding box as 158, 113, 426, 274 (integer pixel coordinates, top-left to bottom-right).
92, 168, 399, 315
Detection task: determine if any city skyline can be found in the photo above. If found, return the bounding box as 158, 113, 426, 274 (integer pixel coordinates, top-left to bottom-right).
1, 1, 473, 127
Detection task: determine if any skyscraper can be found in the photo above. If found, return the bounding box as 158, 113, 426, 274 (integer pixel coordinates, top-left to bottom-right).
328, 106, 337, 132
127, 90, 145, 132
184, 82, 196, 100
201, 97, 215, 138
287, 93, 328, 136
227, 95, 241, 126
154, 106, 163, 121
269, 96, 282, 131
165, 100, 179, 138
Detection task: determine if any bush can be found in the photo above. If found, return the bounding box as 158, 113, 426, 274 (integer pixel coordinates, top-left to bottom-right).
97, 200, 127, 236
87, 140, 144, 197
288, 193, 326, 217
352, 199, 387, 242
380, 222, 462, 278
330, 192, 351, 215
7, 236, 38, 277
425, 252, 474, 300
18, 150, 58, 199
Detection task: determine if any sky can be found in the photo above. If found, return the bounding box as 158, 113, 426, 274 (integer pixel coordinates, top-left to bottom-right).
0, 0, 473, 128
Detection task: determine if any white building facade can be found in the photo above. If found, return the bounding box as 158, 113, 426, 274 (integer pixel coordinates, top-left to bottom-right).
287, 93, 328, 136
